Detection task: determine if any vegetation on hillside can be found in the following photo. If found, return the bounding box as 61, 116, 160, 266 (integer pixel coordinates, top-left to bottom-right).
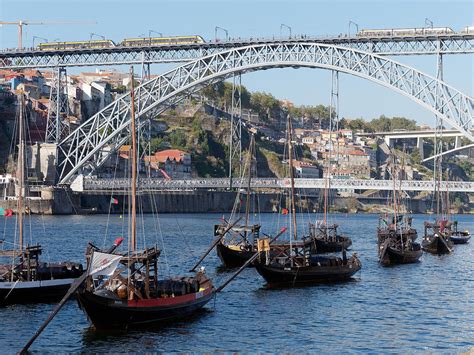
341, 115, 419, 132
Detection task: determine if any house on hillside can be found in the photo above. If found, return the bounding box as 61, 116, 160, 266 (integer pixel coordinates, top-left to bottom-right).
143, 149, 192, 179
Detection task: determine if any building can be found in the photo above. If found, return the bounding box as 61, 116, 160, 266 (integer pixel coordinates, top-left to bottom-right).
143, 149, 192, 179
292, 160, 320, 178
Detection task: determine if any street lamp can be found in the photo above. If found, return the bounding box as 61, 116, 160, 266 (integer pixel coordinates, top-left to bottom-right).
149, 30, 163, 37
425, 18, 434, 28
32, 36, 48, 48
215, 26, 229, 41
280, 23, 292, 38
348, 20, 359, 37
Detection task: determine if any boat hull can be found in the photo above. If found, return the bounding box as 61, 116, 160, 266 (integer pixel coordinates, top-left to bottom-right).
216, 243, 255, 268
380, 245, 422, 266
450, 232, 470, 244
422, 235, 453, 254
310, 236, 352, 253
77, 287, 214, 329
254, 261, 361, 286
0, 278, 76, 306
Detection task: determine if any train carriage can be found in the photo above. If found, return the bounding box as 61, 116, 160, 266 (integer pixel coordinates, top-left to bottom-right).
357, 27, 455, 37
120, 35, 205, 47
38, 40, 115, 51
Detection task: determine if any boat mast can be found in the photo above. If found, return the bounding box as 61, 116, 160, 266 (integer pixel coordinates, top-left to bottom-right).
129, 67, 137, 252
445, 168, 450, 221
243, 134, 255, 240
391, 154, 398, 229
324, 101, 334, 230
287, 114, 297, 240
17, 92, 25, 251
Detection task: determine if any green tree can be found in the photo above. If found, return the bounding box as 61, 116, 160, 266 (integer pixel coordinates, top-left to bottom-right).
369, 115, 392, 132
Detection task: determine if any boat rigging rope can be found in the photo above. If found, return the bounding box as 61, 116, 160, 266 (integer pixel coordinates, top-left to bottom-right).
149, 191, 171, 278
102, 152, 121, 249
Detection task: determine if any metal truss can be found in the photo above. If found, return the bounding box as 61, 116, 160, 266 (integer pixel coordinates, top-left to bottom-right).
77, 176, 474, 193
46, 67, 70, 143
229, 74, 242, 184
1, 35, 473, 69
56, 43, 474, 184
422, 143, 474, 162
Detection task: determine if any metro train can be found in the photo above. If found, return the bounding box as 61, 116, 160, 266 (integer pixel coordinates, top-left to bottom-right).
37, 35, 206, 51
121, 35, 205, 47
357, 27, 455, 37
462, 26, 474, 34
38, 39, 115, 51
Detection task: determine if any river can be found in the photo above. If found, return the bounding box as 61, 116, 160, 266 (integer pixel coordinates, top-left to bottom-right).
0, 213, 473, 353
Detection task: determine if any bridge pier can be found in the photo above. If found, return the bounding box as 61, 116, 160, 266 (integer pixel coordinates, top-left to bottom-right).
417, 137, 424, 160
455, 136, 461, 148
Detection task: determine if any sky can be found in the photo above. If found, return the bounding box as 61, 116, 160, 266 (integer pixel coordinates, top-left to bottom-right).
1, 0, 473, 126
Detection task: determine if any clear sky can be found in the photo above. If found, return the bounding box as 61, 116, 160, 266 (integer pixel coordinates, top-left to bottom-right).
1, 0, 473, 126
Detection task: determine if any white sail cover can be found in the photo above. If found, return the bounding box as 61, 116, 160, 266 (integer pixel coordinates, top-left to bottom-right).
89, 251, 122, 276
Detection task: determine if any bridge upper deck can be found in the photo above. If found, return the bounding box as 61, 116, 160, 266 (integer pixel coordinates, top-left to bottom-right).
1, 34, 473, 69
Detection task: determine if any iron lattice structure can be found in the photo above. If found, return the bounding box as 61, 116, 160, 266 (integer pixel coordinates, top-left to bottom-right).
229, 74, 242, 182
57, 43, 474, 184
77, 176, 474, 193
46, 67, 70, 143
1, 35, 473, 69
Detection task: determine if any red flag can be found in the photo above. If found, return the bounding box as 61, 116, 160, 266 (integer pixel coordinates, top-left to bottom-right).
281, 208, 289, 215
440, 220, 447, 233
110, 197, 119, 205
4, 209, 13, 217
114, 237, 124, 246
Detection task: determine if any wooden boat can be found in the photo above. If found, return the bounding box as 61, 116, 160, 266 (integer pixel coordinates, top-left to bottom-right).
77, 247, 214, 329
254, 243, 361, 286
0, 93, 83, 306
307, 223, 352, 253
214, 135, 314, 268
376, 153, 422, 266
421, 221, 453, 254
253, 114, 361, 286
377, 215, 421, 266
215, 224, 315, 268
76, 69, 214, 328
216, 238, 256, 268
214, 134, 261, 268
215, 224, 260, 268
449, 221, 470, 244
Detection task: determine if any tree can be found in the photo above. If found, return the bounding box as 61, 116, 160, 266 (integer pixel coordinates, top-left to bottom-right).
369, 115, 392, 132
345, 118, 372, 132
169, 129, 188, 149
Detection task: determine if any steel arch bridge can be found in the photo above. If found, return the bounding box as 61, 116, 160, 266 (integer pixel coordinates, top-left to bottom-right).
57, 42, 474, 184
1, 34, 473, 69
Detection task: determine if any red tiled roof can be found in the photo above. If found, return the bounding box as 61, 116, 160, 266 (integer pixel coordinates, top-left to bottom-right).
154, 149, 188, 163
348, 150, 368, 156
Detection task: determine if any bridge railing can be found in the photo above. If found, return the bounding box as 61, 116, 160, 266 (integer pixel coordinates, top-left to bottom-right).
79, 177, 474, 193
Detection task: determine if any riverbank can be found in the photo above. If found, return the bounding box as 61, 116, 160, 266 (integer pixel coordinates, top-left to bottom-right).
1, 188, 472, 215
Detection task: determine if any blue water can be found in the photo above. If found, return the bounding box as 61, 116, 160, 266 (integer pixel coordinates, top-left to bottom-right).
0, 213, 473, 353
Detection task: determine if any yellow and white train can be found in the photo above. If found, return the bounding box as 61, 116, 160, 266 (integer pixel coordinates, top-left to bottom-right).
37, 35, 205, 51
356, 27, 455, 37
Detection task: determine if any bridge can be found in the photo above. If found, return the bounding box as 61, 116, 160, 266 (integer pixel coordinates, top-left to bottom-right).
357, 129, 474, 160
54, 42, 473, 184
73, 176, 474, 193
1, 33, 474, 69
